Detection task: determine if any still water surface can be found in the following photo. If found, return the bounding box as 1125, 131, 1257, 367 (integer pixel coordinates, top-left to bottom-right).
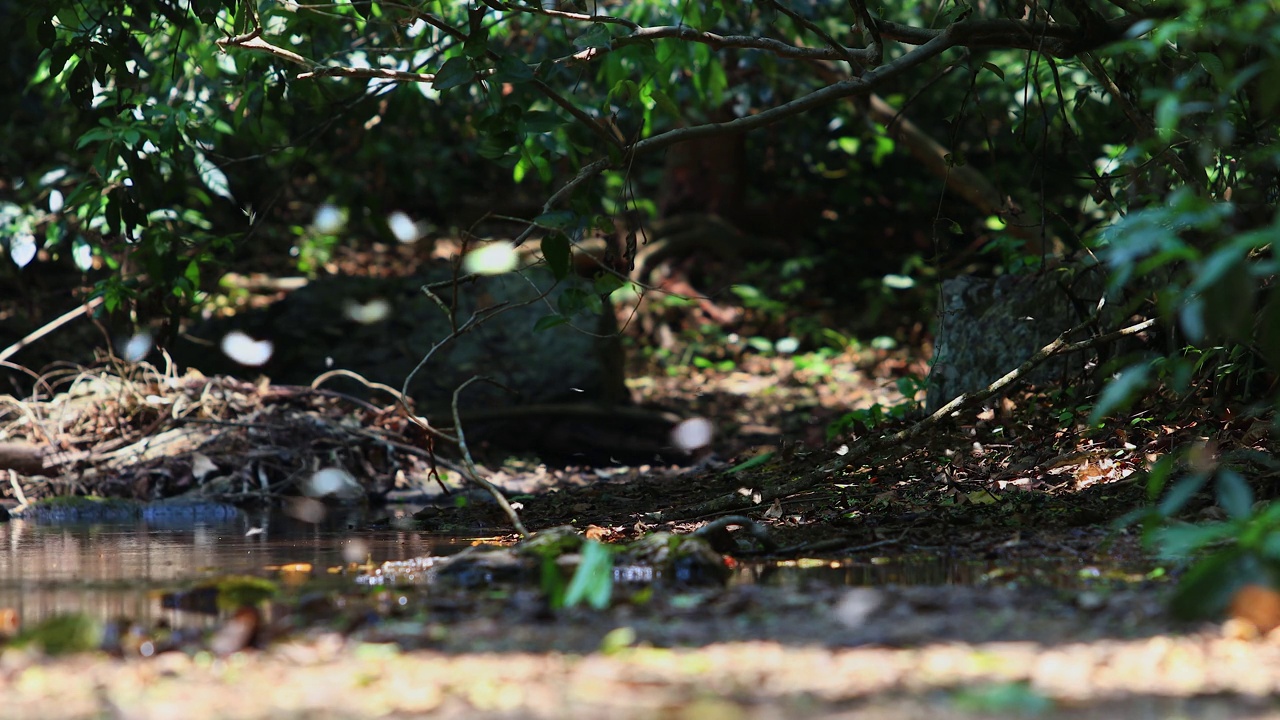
2, 508, 1089, 632
0, 507, 474, 630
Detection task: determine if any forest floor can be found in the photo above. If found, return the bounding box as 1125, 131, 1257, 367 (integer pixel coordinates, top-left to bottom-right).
2, 238, 1279, 718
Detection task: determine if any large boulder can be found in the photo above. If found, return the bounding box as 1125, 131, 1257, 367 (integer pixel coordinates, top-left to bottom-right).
927, 267, 1128, 413
175, 265, 626, 414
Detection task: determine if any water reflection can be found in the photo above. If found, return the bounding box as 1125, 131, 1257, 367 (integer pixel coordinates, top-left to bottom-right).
2, 510, 1093, 637
0, 507, 470, 631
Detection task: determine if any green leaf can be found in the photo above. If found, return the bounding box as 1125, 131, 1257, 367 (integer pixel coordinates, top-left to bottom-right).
534, 314, 569, 331
476, 134, 515, 159
463, 26, 490, 59
593, 273, 624, 296
1088, 363, 1151, 423
540, 555, 566, 609
541, 232, 571, 280
981, 61, 1005, 80
1152, 519, 1236, 559
48, 44, 75, 76
534, 210, 578, 230
563, 540, 614, 610
725, 451, 773, 474
648, 88, 683, 121
184, 259, 201, 287
351, 1, 374, 20
1158, 471, 1211, 518
433, 56, 473, 91
609, 79, 639, 104
193, 150, 234, 202
1216, 468, 1254, 520
701, 6, 723, 30
493, 54, 533, 83
558, 287, 592, 315
75, 127, 115, 150
1197, 52, 1225, 84
520, 111, 562, 133
574, 24, 612, 50
1144, 454, 1176, 501
36, 19, 56, 49
1169, 549, 1262, 621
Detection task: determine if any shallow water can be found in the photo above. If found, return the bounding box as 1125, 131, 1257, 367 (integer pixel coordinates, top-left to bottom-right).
0, 506, 475, 630
1, 507, 1102, 634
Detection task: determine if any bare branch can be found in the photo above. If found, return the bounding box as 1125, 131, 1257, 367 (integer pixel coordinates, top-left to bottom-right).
877, 15, 1154, 57
766, 0, 863, 68
633, 29, 953, 157
615, 25, 877, 63
216, 33, 308, 66
847, 0, 882, 66
297, 66, 436, 82
488, 1, 640, 30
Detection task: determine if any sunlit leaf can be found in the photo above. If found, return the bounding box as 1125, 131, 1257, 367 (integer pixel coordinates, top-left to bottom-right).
563, 540, 613, 610
193, 150, 234, 202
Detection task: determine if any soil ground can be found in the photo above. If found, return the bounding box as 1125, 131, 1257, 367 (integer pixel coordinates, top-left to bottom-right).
2, 238, 1279, 718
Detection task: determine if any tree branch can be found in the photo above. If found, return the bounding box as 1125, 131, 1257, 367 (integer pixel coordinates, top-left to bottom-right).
877, 15, 1155, 58
614, 25, 877, 63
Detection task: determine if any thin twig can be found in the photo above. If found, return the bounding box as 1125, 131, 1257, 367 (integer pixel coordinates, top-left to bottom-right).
0, 297, 105, 365
451, 376, 527, 536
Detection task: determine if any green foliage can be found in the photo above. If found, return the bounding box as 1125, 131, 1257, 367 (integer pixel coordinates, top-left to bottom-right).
563, 540, 615, 610
12, 613, 102, 656
1141, 467, 1280, 620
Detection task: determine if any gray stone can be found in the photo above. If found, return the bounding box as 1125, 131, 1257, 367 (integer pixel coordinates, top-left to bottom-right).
927, 267, 1125, 413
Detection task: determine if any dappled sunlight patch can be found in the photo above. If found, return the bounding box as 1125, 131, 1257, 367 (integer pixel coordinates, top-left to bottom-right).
670, 416, 713, 453
461, 241, 519, 275
8, 232, 36, 268
219, 331, 273, 366
386, 211, 423, 244
301, 467, 363, 500
341, 297, 390, 324
119, 331, 154, 362
311, 204, 346, 234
